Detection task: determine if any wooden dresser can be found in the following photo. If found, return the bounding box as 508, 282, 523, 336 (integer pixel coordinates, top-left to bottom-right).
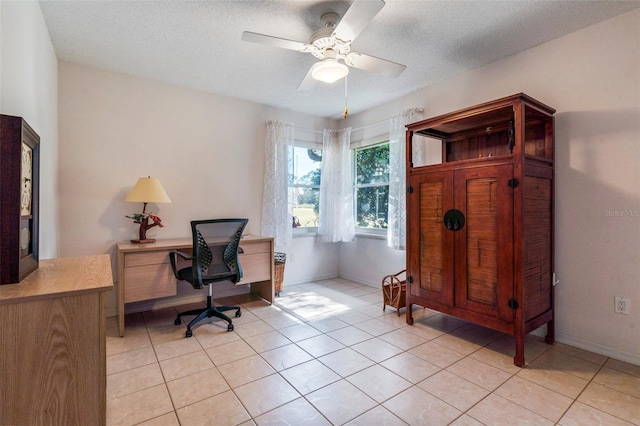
0, 255, 113, 425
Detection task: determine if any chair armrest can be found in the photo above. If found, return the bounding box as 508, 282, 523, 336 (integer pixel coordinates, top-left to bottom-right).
234, 247, 244, 282
169, 250, 192, 279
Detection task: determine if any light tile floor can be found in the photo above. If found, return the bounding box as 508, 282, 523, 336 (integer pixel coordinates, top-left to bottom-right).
106, 278, 640, 425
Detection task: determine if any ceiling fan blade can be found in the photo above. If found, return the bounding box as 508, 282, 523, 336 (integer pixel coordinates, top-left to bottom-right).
347, 51, 406, 78
333, 0, 385, 43
241, 31, 310, 52
296, 66, 317, 91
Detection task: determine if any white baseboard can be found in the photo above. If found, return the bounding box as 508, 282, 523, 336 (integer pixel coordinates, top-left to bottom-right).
336, 272, 378, 288
283, 272, 340, 286
339, 277, 639, 366
554, 333, 640, 366
530, 326, 639, 365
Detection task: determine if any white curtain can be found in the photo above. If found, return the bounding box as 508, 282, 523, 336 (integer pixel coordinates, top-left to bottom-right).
318, 128, 355, 243
261, 120, 294, 247
388, 108, 423, 250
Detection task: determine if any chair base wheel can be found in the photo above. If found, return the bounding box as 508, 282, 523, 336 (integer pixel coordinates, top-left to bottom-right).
227, 324, 234, 332
185, 329, 193, 338
235, 310, 241, 318
174, 318, 182, 326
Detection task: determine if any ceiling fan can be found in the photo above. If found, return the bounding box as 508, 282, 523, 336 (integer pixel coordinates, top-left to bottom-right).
241, 0, 406, 90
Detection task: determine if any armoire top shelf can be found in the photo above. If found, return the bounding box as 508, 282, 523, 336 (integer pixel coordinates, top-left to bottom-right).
407, 93, 555, 168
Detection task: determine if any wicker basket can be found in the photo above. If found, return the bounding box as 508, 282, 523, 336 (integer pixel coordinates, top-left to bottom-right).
382, 269, 406, 316
274, 252, 286, 296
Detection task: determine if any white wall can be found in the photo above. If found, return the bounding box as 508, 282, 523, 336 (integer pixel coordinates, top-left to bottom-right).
341, 9, 640, 364
0, 1, 59, 258
57, 62, 339, 315
277, 235, 339, 286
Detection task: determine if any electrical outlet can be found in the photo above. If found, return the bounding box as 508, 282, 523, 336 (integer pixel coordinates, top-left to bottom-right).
614, 296, 630, 315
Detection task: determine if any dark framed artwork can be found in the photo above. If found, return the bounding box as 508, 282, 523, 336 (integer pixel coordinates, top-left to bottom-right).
1, 114, 40, 284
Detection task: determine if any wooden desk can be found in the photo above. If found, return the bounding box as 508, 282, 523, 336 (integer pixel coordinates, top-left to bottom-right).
116, 236, 274, 336
0, 255, 113, 426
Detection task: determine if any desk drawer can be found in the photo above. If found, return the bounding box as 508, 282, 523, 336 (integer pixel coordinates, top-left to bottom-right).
239, 241, 270, 255
239, 253, 271, 284
124, 263, 175, 303
125, 251, 171, 267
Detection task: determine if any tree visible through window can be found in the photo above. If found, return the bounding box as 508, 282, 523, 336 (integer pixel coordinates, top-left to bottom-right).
354, 143, 389, 229
289, 146, 321, 228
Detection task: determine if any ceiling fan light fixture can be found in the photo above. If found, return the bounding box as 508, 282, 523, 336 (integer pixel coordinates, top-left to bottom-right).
311, 59, 349, 83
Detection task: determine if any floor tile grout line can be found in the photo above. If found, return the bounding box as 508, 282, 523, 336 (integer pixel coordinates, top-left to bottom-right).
194, 288, 409, 423
563, 357, 640, 425
272, 299, 521, 424
238, 287, 398, 424
107, 281, 640, 426
238, 294, 467, 423
111, 296, 482, 405
554, 358, 611, 425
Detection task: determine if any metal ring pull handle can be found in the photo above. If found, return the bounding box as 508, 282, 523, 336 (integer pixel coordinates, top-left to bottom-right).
443, 209, 465, 232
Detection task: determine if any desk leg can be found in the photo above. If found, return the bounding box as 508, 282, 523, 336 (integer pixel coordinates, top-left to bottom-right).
118, 304, 125, 337
117, 251, 125, 337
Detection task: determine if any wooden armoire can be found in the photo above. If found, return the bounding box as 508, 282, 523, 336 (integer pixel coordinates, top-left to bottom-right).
405, 94, 555, 367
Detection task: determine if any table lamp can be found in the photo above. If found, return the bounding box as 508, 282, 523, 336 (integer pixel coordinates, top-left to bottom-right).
125, 176, 171, 243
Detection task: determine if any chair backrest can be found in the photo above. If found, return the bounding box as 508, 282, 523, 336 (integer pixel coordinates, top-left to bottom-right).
190, 218, 248, 285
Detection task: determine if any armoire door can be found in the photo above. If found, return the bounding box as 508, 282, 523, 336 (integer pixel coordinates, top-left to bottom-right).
407, 171, 455, 307
453, 164, 514, 322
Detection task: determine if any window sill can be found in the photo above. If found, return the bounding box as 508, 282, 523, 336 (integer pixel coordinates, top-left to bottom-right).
354, 231, 387, 240
291, 229, 388, 240
293, 228, 318, 238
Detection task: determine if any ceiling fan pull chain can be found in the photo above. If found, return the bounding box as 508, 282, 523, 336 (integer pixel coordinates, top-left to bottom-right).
343, 76, 349, 119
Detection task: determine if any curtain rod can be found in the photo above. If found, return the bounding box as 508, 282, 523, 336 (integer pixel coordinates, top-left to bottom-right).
293, 126, 323, 135
351, 108, 424, 132
350, 118, 387, 133
293, 108, 424, 134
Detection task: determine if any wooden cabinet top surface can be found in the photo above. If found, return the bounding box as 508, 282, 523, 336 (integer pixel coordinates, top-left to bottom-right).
0, 254, 113, 304
406, 93, 555, 133
116, 235, 273, 253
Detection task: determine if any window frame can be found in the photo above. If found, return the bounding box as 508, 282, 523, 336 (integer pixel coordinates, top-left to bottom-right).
288, 141, 323, 236
352, 139, 391, 238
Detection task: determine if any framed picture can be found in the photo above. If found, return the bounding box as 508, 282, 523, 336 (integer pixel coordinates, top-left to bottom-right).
1, 114, 40, 284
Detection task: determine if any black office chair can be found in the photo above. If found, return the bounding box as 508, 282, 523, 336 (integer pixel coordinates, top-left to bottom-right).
169, 218, 248, 337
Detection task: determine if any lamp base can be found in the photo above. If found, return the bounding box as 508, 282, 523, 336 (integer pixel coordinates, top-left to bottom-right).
130, 238, 156, 244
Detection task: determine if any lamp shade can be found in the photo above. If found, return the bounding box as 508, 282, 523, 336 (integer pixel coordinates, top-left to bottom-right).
125, 177, 171, 203
311, 59, 349, 83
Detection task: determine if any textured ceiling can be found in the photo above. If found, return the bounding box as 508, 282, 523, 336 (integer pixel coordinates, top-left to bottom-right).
39, 0, 640, 119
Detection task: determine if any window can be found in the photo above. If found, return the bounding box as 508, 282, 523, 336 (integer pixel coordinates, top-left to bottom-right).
354, 142, 389, 232
288, 146, 322, 230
